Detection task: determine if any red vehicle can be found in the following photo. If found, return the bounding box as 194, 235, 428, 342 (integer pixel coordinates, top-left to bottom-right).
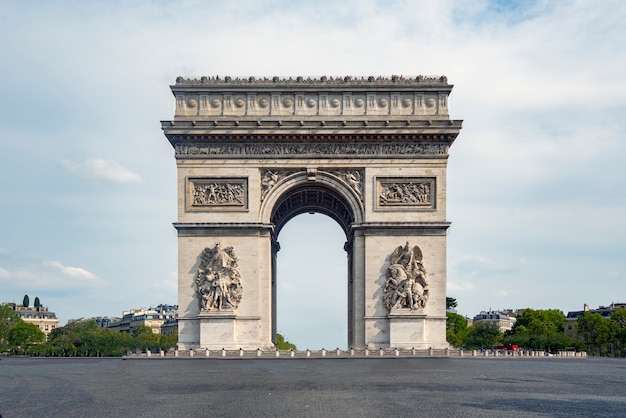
497, 344, 519, 351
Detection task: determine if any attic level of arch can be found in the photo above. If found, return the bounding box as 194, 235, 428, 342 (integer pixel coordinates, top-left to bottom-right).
171, 82, 454, 120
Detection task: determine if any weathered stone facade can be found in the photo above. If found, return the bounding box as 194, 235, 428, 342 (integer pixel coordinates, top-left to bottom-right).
162, 75, 462, 350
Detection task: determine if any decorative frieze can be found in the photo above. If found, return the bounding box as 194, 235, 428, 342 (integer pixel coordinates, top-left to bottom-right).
376, 177, 435, 210
175, 142, 449, 159
383, 243, 429, 311
195, 244, 243, 311
187, 178, 247, 210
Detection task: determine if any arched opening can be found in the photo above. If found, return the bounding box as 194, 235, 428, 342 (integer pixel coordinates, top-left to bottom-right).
276, 213, 347, 350
268, 180, 358, 350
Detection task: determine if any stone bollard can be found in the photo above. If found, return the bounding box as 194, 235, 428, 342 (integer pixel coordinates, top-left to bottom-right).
147, 349, 152, 357
445, 348, 450, 357
290, 349, 295, 358
322, 349, 327, 357
222, 348, 226, 357
365, 349, 369, 356
205, 349, 210, 357
240, 348, 244, 357
350, 348, 355, 356
189, 349, 194, 357
429, 347, 434, 357
472, 350, 476, 357
275, 350, 280, 357
494, 350, 499, 357
306, 349, 311, 358
411, 347, 416, 356
174, 349, 179, 357
459, 349, 464, 357
336, 349, 341, 356
394, 348, 400, 357
257, 348, 262, 357
379, 348, 384, 357
484, 350, 489, 357
160, 349, 165, 357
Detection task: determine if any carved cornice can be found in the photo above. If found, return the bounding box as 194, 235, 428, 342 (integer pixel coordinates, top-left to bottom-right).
161, 119, 462, 130
352, 222, 451, 236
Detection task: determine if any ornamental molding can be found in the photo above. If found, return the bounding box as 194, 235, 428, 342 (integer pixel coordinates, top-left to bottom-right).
195, 244, 243, 312
383, 243, 429, 311
187, 178, 247, 211
376, 177, 436, 210
173, 91, 448, 118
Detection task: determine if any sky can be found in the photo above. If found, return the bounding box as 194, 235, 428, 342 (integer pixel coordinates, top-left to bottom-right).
1, 0, 625, 350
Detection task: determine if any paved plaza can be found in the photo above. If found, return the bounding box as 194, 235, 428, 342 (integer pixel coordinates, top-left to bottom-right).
1, 356, 625, 417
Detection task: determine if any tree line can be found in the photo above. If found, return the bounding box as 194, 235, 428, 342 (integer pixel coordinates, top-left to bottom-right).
0, 305, 177, 357
446, 306, 626, 357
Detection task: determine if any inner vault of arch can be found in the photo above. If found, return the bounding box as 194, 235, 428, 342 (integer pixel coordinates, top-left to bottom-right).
266, 178, 359, 347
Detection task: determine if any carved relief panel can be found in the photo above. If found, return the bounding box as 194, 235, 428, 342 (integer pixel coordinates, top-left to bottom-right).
186, 178, 248, 211
375, 177, 435, 210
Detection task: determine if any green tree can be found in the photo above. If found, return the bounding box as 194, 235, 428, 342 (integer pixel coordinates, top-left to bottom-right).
22, 294, 29, 307
446, 297, 458, 310
45, 320, 136, 357
9, 322, 45, 354
610, 308, 626, 357
34, 297, 41, 308
132, 325, 161, 352
463, 322, 502, 350
275, 333, 297, 350
0, 304, 22, 354
47, 325, 78, 356
506, 308, 574, 352
446, 312, 468, 347
160, 332, 178, 352
577, 312, 613, 356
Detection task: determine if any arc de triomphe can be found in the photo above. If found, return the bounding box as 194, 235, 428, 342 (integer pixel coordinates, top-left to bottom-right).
161, 75, 462, 350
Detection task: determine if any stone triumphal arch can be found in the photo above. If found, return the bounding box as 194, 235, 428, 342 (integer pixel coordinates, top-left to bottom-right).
161, 75, 462, 350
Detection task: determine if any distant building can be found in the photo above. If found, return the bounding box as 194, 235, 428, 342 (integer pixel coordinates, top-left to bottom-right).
565, 303, 626, 338
161, 317, 178, 336
472, 310, 516, 332
108, 304, 178, 335
6, 303, 60, 336
67, 316, 121, 328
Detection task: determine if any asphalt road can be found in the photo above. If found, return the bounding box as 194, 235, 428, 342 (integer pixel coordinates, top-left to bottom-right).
1, 356, 624, 417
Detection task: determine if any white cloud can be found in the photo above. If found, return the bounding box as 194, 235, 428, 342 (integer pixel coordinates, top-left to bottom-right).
44, 260, 98, 281
61, 158, 144, 184
447, 282, 476, 292
451, 255, 516, 278
0, 265, 37, 280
